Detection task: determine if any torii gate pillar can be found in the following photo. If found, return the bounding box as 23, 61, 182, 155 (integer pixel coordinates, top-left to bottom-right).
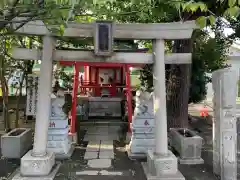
143, 39, 185, 179
15, 36, 60, 178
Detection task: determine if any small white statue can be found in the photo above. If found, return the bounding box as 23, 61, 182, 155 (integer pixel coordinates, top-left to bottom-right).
134, 90, 154, 117
51, 89, 66, 117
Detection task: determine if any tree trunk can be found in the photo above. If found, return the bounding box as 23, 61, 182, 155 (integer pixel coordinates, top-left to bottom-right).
166, 39, 192, 129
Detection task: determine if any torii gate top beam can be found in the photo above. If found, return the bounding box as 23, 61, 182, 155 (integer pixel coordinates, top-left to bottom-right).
13, 18, 196, 39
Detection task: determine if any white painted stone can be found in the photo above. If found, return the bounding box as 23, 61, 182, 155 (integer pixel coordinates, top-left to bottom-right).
87, 159, 112, 168
84, 151, 98, 160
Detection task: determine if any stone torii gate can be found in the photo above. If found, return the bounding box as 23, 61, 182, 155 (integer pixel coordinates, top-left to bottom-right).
11, 19, 196, 180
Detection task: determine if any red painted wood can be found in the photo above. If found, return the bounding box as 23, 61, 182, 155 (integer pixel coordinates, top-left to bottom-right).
70, 64, 79, 134
59, 61, 144, 67
125, 65, 132, 132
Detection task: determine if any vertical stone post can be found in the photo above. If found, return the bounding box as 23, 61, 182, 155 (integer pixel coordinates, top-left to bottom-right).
32, 36, 54, 156
143, 39, 185, 180
153, 39, 168, 155
212, 68, 238, 180
13, 36, 60, 179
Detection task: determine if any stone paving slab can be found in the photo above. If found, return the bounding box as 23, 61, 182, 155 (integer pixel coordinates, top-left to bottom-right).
87, 159, 112, 168
86, 141, 100, 152
84, 151, 98, 160
99, 151, 114, 159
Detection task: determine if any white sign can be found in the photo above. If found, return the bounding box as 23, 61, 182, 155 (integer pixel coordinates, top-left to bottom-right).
26, 74, 39, 116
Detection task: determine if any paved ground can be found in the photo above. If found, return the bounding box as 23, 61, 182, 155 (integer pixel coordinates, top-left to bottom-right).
0, 114, 233, 180
55, 127, 147, 180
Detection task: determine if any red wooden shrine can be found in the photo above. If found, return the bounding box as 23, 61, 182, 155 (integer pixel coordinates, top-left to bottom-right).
59, 61, 142, 135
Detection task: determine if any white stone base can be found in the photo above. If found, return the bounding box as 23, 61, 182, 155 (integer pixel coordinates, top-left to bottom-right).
11, 162, 61, 180
126, 145, 146, 160
55, 145, 75, 159
142, 162, 185, 180
178, 158, 204, 165
144, 150, 185, 180
20, 150, 55, 176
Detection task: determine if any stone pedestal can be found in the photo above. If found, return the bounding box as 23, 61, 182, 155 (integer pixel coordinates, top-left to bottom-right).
142, 150, 185, 180
12, 151, 61, 180
47, 96, 74, 159
127, 91, 155, 159
212, 68, 238, 180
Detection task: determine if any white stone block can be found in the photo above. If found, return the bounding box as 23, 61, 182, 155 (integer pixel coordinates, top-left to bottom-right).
130, 138, 155, 146
48, 128, 68, 135
131, 126, 155, 134
147, 150, 178, 176
47, 147, 66, 154
51, 134, 67, 141
132, 118, 155, 127
131, 133, 155, 139
130, 146, 154, 154
20, 150, 55, 176
47, 138, 70, 149
48, 119, 68, 129
50, 116, 66, 120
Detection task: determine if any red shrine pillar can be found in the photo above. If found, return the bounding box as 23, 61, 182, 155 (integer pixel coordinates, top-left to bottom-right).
70, 64, 79, 134
84, 66, 87, 83
125, 65, 132, 132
